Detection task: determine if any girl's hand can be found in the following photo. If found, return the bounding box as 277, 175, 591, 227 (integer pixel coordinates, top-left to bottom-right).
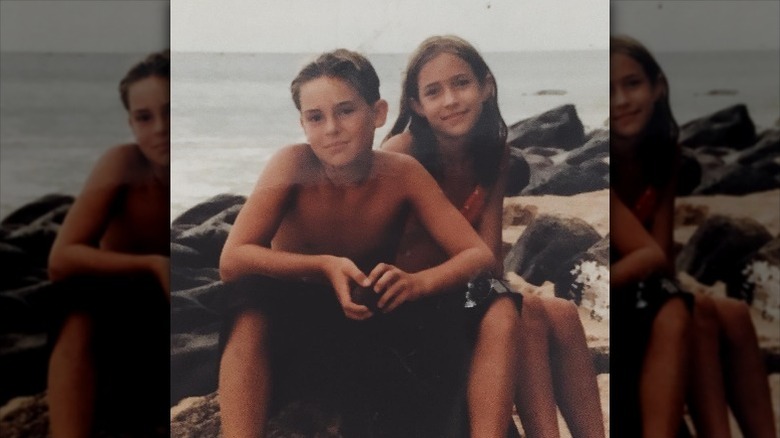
322, 256, 373, 320
367, 263, 426, 313
149, 255, 171, 302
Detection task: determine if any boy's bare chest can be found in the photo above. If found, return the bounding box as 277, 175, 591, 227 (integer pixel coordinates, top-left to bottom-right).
101, 183, 169, 255
275, 184, 409, 256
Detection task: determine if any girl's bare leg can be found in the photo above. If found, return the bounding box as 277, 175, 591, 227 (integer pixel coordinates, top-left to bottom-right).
544, 298, 605, 438
48, 313, 96, 438
514, 294, 560, 438
219, 310, 272, 438
640, 298, 691, 438
714, 297, 777, 438
469, 297, 522, 438
687, 294, 731, 438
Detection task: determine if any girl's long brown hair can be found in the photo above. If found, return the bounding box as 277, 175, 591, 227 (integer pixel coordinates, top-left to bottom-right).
385, 35, 507, 188
611, 35, 679, 189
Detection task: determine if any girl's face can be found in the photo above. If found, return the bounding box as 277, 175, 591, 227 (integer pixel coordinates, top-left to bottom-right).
411, 53, 492, 142
610, 53, 663, 142
127, 75, 170, 167
298, 76, 387, 168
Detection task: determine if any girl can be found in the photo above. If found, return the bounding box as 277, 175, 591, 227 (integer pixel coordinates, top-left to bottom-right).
610, 35, 776, 438
46, 50, 170, 437
382, 35, 605, 438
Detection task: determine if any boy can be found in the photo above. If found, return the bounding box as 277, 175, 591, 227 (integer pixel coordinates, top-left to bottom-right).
46, 50, 170, 437
218, 49, 495, 437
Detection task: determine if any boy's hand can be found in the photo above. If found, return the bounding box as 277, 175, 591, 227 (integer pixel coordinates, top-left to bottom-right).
323, 256, 373, 320
367, 263, 425, 313
148, 255, 171, 302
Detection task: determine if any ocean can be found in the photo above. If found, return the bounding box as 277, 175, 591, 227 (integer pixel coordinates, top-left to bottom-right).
1, 50, 777, 220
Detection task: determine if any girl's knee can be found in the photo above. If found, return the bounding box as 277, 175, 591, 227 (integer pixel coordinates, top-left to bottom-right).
654, 298, 691, 338
713, 297, 756, 343
480, 297, 521, 339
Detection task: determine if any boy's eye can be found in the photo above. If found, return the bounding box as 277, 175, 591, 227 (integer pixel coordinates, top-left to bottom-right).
134, 114, 152, 122
338, 107, 355, 116
305, 113, 323, 123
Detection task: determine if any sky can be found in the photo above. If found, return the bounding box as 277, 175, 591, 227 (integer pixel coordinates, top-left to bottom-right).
171, 0, 610, 53
0, 0, 168, 53
612, 1, 780, 52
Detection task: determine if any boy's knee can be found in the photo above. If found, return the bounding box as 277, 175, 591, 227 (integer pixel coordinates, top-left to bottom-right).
544, 297, 579, 326
693, 294, 719, 327
224, 309, 271, 357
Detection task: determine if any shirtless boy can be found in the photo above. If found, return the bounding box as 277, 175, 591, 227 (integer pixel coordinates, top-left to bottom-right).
218, 49, 495, 437
46, 50, 170, 437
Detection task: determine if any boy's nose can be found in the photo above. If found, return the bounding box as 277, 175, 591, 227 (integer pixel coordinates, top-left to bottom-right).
325, 116, 340, 134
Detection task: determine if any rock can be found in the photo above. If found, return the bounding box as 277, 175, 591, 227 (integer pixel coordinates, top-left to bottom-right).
693, 155, 780, 195
507, 104, 585, 151
171, 393, 222, 438
171, 220, 232, 269
520, 158, 609, 196
736, 127, 780, 166
171, 194, 245, 227
676, 215, 773, 300
505, 148, 530, 196
677, 147, 702, 196
504, 214, 601, 288
170, 329, 220, 405
563, 129, 609, 166
679, 104, 756, 150
0, 194, 73, 228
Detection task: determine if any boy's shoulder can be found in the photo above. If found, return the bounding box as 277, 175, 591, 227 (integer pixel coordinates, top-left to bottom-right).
373, 148, 427, 178
92, 143, 148, 180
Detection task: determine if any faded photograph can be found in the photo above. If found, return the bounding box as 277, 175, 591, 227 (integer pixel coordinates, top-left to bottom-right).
170, 0, 609, 437
610, 1, 779, 436
0, 1, 170, 436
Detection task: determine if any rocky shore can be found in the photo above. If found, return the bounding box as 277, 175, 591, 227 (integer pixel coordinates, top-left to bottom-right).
1, 104, 777, 437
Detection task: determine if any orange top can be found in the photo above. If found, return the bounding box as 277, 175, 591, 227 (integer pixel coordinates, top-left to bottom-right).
460, 185, 488, 227
633, 185, 658, 225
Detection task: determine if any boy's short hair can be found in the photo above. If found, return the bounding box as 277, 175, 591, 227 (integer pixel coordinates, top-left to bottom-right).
290, 49, 380, 110
119, 50, 170, 110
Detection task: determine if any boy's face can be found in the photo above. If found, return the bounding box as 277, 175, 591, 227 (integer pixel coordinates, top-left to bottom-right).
411, 53, 491, 141
127, 75, 170, 167
299, 76, 387, 168
610, 53, 663, 143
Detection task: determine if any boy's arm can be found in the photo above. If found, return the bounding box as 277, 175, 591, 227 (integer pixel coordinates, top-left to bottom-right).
219, 146, 373, 319
48, 145, 168, 293
610, 190, 667, 288
370, 156, 495, 303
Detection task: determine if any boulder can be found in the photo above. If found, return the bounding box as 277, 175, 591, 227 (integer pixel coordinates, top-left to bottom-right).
503, 214, 601, 288
507, 104, 585, 151
679, 104, 757, 150
676, 215, 773, 301
505, 148, 530, 196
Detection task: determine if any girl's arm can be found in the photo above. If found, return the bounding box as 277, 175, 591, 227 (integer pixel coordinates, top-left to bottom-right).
219, 146, 372, 319
610, 189, 668, 288
48, 145, 168, 286
475, 145, 511, 277
649, 151, 680, 269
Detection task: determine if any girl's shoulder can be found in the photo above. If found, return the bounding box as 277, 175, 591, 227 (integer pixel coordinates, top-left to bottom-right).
380, 131, 414, 156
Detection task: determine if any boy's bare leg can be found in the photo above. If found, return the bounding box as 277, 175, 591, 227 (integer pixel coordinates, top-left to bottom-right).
640, 298, 691, 438
469, 297, 522, 438
513, 295, 560, 438
715, 298, 777, 438
545, 298, 605, 438
48, 313, 96, 438
687, 295, 731, 438
219, 310, 272, 438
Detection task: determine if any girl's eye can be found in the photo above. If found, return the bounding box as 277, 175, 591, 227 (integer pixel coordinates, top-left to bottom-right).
135, 114, 152, 123
423, 87, 440, 97
454, 78, 471, 87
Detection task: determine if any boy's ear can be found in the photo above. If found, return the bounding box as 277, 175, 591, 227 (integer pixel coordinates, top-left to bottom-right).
373, 99, 389, 128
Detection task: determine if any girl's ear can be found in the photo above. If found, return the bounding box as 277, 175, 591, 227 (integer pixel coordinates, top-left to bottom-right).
654, 73, 669, 100
482, 73, 496, 102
